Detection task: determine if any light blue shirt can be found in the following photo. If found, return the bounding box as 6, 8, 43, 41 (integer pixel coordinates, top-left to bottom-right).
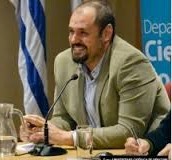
79, 56, 105, 128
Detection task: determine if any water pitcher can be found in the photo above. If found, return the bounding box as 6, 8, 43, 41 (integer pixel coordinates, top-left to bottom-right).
0, 103, 25, 156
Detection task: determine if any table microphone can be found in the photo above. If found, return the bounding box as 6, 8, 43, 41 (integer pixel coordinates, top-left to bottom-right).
29, 74, 78, 156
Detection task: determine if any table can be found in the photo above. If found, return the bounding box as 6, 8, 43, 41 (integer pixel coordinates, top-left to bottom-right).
1, 146, 125, 160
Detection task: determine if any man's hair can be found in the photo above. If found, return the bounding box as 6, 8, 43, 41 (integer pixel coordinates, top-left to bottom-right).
76, 0, 115, 42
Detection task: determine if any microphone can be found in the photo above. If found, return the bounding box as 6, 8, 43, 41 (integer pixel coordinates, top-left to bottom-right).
30, 74, 78, 156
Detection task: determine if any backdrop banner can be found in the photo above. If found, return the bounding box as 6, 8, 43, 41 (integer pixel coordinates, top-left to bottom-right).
140, 0, 171, 84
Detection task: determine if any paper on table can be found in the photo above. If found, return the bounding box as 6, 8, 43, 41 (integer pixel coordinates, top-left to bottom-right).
16, 143, 35, 155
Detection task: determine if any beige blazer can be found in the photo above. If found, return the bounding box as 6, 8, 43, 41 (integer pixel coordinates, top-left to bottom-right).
51, 36, 170, 149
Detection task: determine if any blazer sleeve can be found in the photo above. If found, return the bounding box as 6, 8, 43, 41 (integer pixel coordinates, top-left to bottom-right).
50, 54, 77, 131
92, 53, 170, 148
145, 110, 171, 155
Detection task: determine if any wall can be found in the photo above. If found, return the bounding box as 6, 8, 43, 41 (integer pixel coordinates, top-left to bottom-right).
0, 0, 141, 123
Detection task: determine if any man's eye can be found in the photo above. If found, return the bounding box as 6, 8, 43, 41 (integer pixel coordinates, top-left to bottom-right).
69, 30, 74, 35
81, 32, 88, 36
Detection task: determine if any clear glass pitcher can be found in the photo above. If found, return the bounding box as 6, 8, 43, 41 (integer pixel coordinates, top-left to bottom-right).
0, 103, 25, 156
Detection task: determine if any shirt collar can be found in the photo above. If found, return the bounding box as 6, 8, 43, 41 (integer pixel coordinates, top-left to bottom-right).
79, 54, 105, 81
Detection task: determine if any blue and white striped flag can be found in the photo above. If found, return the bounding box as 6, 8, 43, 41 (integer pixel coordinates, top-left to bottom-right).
9, 0, 49, 117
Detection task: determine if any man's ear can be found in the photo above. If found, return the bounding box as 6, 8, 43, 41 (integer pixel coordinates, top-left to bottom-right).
102, 24, 113, 43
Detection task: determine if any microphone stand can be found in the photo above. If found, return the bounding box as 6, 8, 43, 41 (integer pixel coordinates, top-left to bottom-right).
29, 74, 78, 156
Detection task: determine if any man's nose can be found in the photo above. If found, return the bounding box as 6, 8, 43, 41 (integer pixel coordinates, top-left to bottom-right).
70, 33, 81, 44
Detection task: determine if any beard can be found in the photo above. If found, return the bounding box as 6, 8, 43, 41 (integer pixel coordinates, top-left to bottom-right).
71, 44, 88, 64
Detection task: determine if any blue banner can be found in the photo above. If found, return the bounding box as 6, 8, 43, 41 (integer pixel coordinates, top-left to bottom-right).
140, 0, 171, 84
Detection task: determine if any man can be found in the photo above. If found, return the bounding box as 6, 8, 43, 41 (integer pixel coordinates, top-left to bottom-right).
125, 110, 171, 158
20, 0, 170, 149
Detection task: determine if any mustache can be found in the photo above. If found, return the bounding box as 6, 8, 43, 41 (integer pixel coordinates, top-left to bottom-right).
72, 44, 86, 49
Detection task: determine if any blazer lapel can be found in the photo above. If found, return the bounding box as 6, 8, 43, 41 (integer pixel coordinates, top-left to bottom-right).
95, 45, 112, 122
77, 72, 88, 124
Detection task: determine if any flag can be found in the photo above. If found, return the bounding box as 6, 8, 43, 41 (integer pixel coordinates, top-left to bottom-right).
70, 0, 82, 11
9, 0, 49, 117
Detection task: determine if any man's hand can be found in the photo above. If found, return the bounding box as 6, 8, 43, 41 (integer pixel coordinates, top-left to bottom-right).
20, 115, 45, 143
158, 143, 171, 159
125, 137, 149, 155
20, 115, 74, 146
29, 122, 74, 146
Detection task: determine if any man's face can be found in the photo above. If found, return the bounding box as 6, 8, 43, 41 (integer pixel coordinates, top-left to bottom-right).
68, 7, 105, 67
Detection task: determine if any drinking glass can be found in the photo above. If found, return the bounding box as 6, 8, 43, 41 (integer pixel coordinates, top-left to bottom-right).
76, 125, 93, 159
0, 103, 25, 157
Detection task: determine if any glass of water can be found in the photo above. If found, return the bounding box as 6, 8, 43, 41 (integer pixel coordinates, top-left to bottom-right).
76, 125, 93, 159
0, 103, 25, 157
0, 136, 17, 157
